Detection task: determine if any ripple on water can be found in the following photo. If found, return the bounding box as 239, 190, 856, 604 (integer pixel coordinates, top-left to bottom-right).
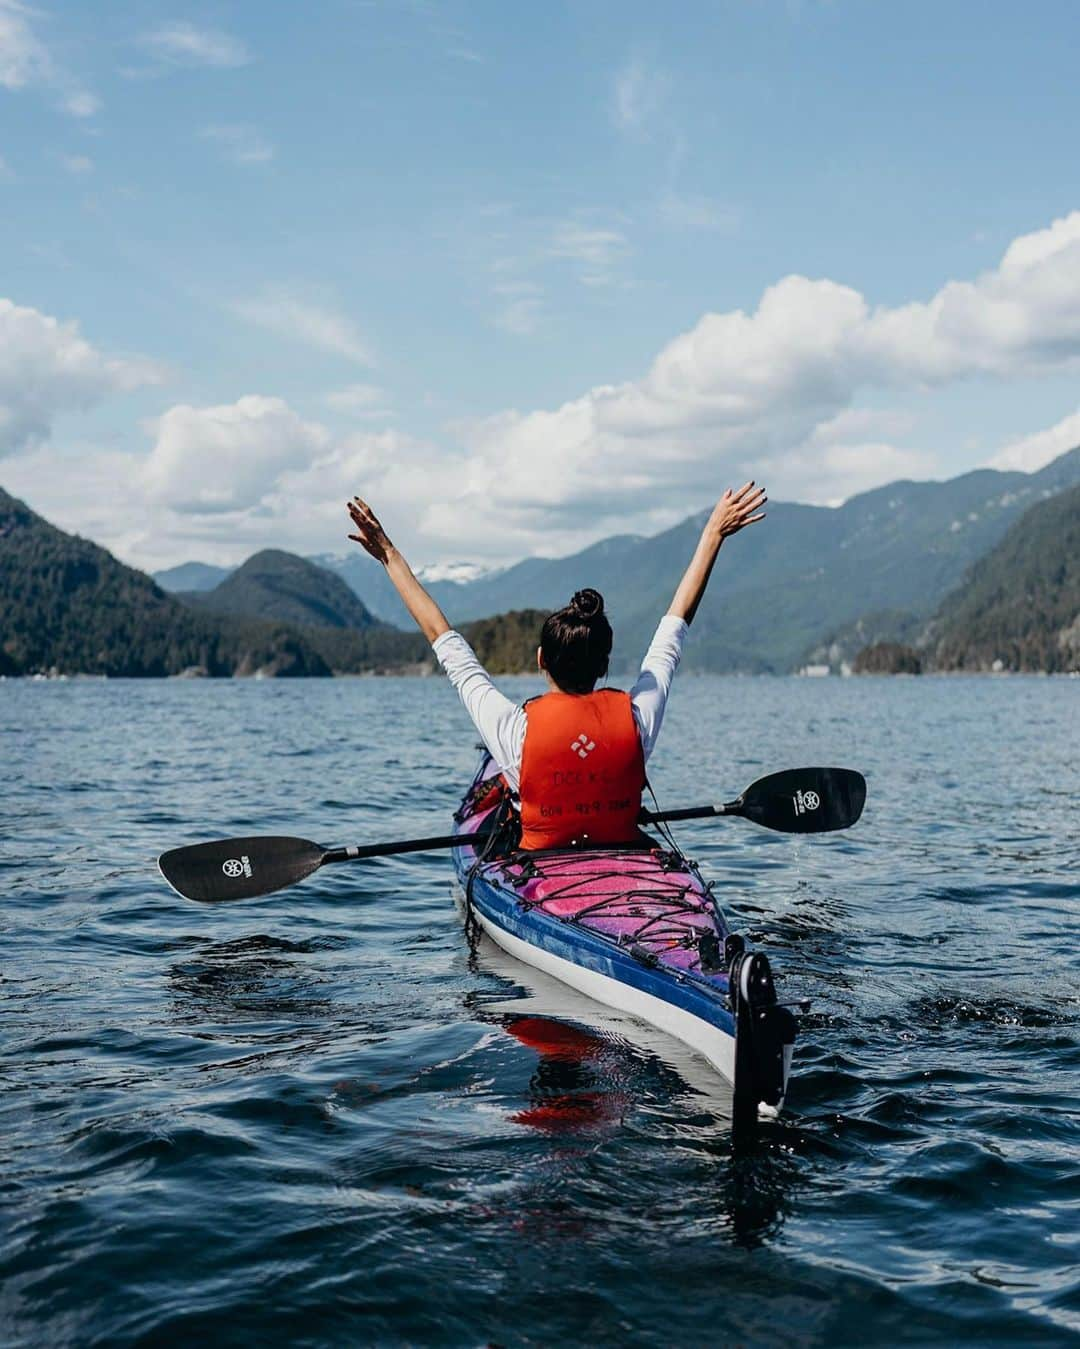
2, 675, 1079, 1345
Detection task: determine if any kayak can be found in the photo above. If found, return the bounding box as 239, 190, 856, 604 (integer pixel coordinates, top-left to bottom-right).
452, 753, 799, 1125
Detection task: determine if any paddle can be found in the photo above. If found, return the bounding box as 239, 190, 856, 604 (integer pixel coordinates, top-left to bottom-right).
642, 765, 866, 834
158, 765, 865, 904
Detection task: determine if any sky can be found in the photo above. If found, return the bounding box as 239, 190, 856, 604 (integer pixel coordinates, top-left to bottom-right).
3, 0, 1080, 572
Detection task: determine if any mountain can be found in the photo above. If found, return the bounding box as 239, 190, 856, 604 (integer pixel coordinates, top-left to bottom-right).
0, 489, 434, 677
458, 609, 548, 674
928, 484, 1080, 672
311, 534, 647, 628
182, 549, 383, 631
154, 561, 233, 592
0, 487, 331, 676
317, 447, 1080, 673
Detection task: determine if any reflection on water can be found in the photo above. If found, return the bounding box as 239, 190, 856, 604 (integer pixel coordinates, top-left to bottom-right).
503, 1016, 626, 1133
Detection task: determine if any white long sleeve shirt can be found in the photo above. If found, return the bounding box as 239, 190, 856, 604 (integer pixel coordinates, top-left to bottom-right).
432, 614, 689, 792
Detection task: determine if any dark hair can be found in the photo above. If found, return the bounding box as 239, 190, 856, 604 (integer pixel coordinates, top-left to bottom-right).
540, 588, 612, 693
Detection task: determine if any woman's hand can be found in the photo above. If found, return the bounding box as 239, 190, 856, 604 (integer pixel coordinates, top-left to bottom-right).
704, 481, 767, 542
345, 497, 451, 641
346, 497, 394, 565
666, 479, 767, 624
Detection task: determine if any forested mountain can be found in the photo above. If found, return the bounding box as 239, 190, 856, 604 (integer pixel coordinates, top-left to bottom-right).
9, 446, 1078, 678
458, 609, 548, 674
929, 484, 1080, 672
0, 488, 424, 676
314, 447, 1080, 672
181, 550, 381, 630
0, 487, 327, 676
0, 486, 548, 678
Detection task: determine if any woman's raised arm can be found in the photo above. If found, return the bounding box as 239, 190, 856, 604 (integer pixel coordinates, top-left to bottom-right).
346, 497, 451, 643
667, 481, 767, 625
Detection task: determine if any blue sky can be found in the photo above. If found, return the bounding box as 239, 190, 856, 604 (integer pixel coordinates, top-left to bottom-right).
3, 0, 1080, 569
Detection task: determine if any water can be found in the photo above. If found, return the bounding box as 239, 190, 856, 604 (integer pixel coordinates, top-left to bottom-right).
2, 675, 1078, 1346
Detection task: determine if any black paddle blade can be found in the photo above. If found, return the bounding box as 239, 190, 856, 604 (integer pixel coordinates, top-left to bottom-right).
733, 767, 866, 834
158, 836, 327, 902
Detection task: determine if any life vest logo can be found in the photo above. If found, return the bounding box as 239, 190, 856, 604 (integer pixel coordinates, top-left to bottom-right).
570, 733, 596, 760
222, 856, 252, 878
792, 790, 820, 816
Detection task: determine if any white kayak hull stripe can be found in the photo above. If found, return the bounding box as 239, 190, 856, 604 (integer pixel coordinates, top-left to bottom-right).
472, 907, 737, 1087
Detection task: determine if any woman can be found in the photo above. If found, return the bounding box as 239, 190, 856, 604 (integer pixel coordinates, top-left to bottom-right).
346, 482, 766, 849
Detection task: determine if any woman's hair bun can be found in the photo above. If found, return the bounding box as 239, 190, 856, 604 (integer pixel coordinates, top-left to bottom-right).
570, 588, 604, 620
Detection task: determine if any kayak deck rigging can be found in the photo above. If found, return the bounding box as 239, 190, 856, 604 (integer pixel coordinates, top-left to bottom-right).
493, 849, 731, 982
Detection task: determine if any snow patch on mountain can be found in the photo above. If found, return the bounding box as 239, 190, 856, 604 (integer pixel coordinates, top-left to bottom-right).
414, 559, 502, 585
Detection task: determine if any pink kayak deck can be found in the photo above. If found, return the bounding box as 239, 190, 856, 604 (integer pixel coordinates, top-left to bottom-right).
459, 796, 729, 988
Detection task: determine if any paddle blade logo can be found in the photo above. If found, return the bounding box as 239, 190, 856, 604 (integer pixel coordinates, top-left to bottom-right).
570, 733, 596, 760
222, 855, 253, 879
792, 790, 820, 816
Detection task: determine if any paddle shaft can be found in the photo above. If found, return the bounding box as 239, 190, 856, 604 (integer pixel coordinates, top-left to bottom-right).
641, 802, 737, 824
320, 803, 739, 866
323, 832, 485, 863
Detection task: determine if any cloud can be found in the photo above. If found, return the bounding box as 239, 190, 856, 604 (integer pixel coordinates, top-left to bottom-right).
491, 280, 544, 336
612, 57, 667, 134
132, 413, 446, 565
477, 207, 636, 339
13, 213, 1080, 571
425, 210, 1080, 551
140, 22, 250, 68
62, 89, 99, 118
548, 220, 630, 285
200, 123, 274, 165
141, 396, 329, 514
989, 408, 1080, 473
0, 1, 99, 116
0, 297, 159, 456
0, 0, 48, 90
233, 290, 374, 365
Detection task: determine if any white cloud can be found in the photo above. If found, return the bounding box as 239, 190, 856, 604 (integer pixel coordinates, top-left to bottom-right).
0, 0, 48, 90
141, 22, 250, 68
491, 280, 544, 336
612, 57, 667, 134
0, 1, 99, 116
0, 297, 159, 456
482, 214, 629, 332
233, 290, 374, 365
549, 221, 630, 278
13, 213, 1080, 571
63, 90, 99, 118
200, 123, 274, 165
141, 396, 329, 514
422, 210, 1080, 552
989, 408, 1080, 473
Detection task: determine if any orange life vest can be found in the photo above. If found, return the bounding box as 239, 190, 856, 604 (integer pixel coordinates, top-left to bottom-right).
518, 688, 645, 851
